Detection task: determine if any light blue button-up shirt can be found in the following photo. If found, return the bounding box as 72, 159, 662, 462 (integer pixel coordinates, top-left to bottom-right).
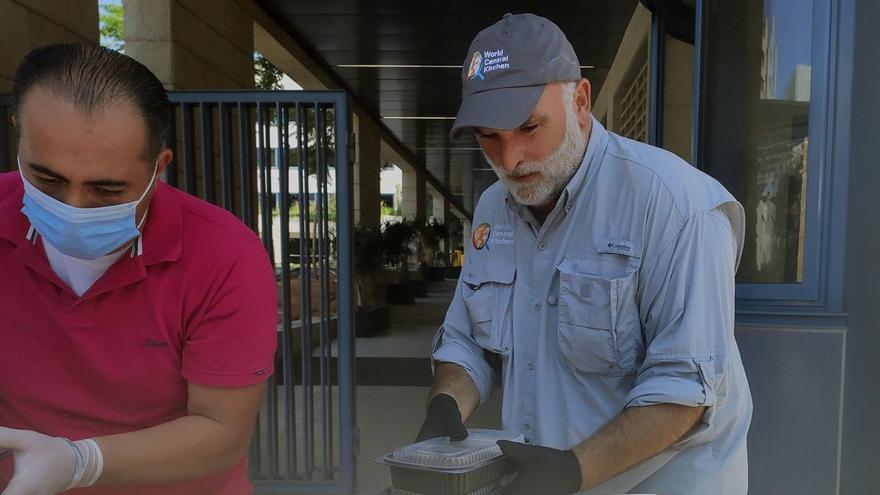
432, 118, 752, 494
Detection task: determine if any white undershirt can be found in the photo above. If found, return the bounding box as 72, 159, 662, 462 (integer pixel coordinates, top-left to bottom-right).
42, 238, 128, 297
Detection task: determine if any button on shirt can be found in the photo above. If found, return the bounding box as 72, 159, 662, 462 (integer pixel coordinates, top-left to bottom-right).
432, 118, 752, 494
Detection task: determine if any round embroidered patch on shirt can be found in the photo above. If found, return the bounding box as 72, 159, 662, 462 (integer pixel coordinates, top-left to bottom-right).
472, 223, 491, 250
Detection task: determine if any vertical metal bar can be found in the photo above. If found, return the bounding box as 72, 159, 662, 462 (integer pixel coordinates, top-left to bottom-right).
219, 104, 234, 212
648, 7, 666, 147
334, 95, 356, 493
165, 104, 178, 187
257, 103, 278, 480
238, 102, 254, 228
315, 104, 332, 479
325, 108, 336, 478
283, 104, 300, 480
277, 103, 297, 480
257, 104, 272, 256
200, 102, 215, 204
324, 107, 335, 477
323, 107, 334, 476
692, 0, 708, 169
0, 104, 9, 172
296, 104, 314, 481
181, 104, 197, 195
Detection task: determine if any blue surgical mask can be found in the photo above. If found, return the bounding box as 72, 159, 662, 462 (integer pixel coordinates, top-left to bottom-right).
18, 155, 157, 260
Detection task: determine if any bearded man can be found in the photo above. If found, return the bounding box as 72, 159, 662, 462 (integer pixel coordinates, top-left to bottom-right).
416, 13, 752, 495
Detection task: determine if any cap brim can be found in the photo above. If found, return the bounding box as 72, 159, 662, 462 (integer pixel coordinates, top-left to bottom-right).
449, 84, 546, 139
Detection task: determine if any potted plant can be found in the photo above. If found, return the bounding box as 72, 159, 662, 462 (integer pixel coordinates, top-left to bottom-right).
417, 219, 449, 281
382, 220, 418, 304
354, 224, 391, 337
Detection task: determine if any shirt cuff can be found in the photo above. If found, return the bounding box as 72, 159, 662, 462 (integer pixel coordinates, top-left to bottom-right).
432, 337, 497, 404
624, 357, 720, 409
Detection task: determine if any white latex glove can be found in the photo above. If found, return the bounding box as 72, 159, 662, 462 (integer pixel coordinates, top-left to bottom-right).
0, 427, 76, 495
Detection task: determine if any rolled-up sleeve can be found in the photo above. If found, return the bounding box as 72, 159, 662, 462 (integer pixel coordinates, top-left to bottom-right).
431, 277, 497, 403
625, 206, 740, 410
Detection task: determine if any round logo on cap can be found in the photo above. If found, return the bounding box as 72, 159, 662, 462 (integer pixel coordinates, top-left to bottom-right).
467, 51, 485, 80
472, 223, 491, 250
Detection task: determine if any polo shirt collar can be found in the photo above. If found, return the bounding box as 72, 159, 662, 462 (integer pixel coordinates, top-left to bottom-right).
140, 182, 182, 266
0, 176, 28, 248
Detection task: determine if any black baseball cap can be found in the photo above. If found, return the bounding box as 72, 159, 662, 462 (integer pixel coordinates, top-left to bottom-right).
451, 13, 581, 138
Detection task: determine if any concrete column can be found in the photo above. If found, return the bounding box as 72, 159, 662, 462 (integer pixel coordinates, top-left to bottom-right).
124, 0, 254, 90
431, 192, 446, 224
443, 199, 451, 252
401, 165, 426, 222
353, 113, 381, 227
0, 0, 99, 91
663, 37, 694, 164
416, 172, 426, 222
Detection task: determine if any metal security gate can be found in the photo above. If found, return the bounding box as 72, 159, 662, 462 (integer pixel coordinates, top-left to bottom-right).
0, 91, 357, 493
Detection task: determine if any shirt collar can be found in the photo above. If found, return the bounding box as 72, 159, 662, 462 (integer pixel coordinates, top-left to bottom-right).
0, 175, 29, 247
559, 116, 610, 211
138, 182, 183, 266
505, 115, 610, 218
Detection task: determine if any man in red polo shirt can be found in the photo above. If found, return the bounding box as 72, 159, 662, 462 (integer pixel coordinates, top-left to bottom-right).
0, 44, 277, 494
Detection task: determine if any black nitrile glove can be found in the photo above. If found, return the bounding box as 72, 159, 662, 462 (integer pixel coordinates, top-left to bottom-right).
415, 394, 469, 442
498, 440, 583, 495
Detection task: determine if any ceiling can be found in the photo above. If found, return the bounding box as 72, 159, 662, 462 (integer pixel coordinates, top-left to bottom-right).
258, 0, 639, 214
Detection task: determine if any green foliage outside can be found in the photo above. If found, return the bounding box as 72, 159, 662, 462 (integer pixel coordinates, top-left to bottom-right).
254, 51, 284, 90
99, 3, 124, 52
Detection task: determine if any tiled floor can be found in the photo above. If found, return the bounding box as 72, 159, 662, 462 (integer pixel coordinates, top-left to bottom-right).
333, 280, 458, 359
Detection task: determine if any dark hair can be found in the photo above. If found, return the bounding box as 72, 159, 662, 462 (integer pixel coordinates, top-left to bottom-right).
12, 43, 170, 160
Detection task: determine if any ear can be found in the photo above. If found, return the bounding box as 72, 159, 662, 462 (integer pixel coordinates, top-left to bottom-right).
155, 148, 174, 178
574, 78, 592, 129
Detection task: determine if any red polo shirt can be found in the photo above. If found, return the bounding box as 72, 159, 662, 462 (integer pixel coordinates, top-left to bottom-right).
0, 172, 278, 494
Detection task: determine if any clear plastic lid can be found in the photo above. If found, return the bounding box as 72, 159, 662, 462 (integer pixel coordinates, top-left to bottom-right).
385, 429, 524, 471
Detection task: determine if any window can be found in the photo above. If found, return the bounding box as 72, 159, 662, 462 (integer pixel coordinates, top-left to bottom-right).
618, 60, 649, 142
697, 0, 831, 301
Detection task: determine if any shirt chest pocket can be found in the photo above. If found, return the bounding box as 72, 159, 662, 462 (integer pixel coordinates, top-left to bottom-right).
461, 265, 516, 357
556, 255, 642, 376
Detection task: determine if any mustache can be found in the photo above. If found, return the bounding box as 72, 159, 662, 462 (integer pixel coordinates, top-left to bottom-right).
502, 164, 542, 179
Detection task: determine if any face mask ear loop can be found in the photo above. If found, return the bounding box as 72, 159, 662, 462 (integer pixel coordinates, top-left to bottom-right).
134, 161, 160, 233
136, 162, 160, 204
17, 154, 30, 185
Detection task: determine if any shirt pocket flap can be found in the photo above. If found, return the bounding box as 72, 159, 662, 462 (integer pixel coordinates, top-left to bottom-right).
461, 263, 516, 288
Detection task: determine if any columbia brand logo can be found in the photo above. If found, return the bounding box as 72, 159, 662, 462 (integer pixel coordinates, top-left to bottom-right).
607, 242, 631, 253
141, 338, 169, 348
